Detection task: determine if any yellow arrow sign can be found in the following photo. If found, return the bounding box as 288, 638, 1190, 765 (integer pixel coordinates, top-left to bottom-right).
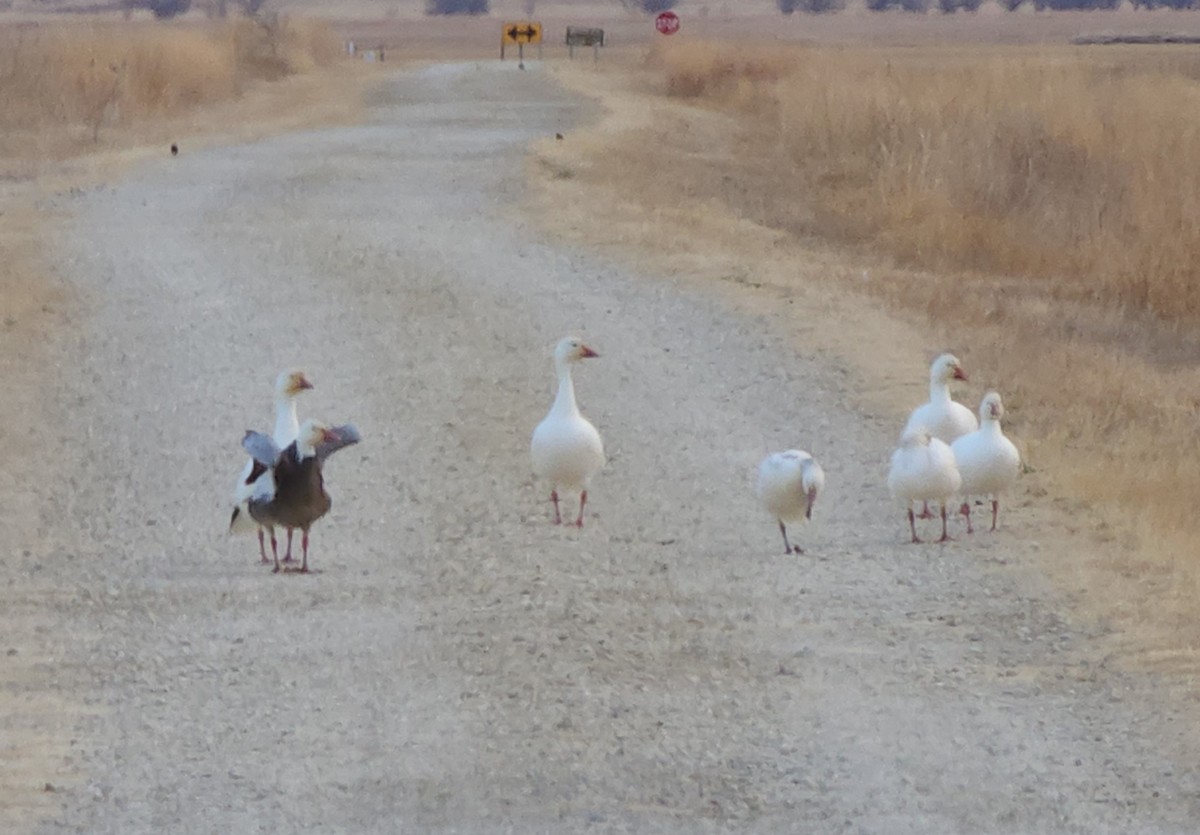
502, 21, 542, 45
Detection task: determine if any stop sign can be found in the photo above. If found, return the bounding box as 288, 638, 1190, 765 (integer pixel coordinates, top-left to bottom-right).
655, 11, 680, 35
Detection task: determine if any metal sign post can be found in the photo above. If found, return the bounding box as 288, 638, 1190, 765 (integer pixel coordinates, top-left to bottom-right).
501, 20, 543, 66
566, 26, 605, 62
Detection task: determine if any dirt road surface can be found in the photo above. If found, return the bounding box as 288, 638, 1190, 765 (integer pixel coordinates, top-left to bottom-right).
4, 63, 1199, 833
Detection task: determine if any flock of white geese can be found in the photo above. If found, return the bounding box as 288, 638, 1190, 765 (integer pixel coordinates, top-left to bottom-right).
229, 339, 1020, 569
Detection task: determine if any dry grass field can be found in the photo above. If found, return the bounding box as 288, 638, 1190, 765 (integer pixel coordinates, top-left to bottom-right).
532, 35, 1200, 655
0, 18, 341, 163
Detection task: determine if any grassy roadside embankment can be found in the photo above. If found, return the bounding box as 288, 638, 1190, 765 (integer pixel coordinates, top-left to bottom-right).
0, 18, 375, 832
529, 41, 1200, 666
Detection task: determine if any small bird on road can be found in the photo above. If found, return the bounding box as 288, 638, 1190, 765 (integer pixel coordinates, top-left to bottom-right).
170, 143, 178, 156
531, 336, 605, 527
757, 449, 824, 554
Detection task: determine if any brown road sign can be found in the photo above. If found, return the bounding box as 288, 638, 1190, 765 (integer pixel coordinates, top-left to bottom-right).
502, 21, 543, 45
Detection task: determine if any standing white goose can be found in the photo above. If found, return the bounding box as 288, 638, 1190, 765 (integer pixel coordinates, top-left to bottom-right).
757, 450, 825, 554
951, 391, 1020, 534
888, 427, 962, 543
903, 353, 976, 519
531, 336, 605, 527
903, 353, 978, 443
229, 369, 313, 562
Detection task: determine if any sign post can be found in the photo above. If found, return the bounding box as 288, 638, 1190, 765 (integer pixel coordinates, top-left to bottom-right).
501, 21, 543, 68
565, 26, 605, 62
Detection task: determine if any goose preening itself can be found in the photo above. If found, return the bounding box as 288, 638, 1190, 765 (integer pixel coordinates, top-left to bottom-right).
241, 420, 361, 574
531, 336, 605, 527
888, 427, 962, 544
230, 369, 313, 563
756, 450, 825, 554
903, 353, 978, 443
950, 391, 1020, 534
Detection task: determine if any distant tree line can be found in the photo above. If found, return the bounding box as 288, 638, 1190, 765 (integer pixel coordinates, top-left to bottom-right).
125, 0, 271, 19
426, 0, 488, 13
780, 0, 1193, 10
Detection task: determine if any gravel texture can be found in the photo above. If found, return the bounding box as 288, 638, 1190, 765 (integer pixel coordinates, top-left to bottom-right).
3, 62, 1199, 833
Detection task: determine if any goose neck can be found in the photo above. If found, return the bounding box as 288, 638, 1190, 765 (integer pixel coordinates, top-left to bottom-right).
929, 379, 953, 404
551, 361, 581, 417
273, 396, 300, 444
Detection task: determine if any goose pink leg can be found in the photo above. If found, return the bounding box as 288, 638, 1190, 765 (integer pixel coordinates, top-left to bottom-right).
991, 499, 1000, 532
574, 491, 588, 528
257, 529, 269, 564
938, 505, 954, 543
960, 502, 974, 535
282, 529, 296, 563
907, 508, 922, 544
550, 490, 562, 525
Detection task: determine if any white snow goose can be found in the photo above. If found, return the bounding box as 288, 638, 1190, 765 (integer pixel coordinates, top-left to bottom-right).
230, 369, 313, 564
903, 353, 977, 518
888, 426, 962, 544
903, 353, 978, 443
950, 391, 1020, 534
241, 420, 361, 574
757, 450, 825, 554
531, 336, 606, 527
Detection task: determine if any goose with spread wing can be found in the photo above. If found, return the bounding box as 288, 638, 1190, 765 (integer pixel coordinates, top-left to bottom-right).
230, 369, 313, 563
242, 419, 361, 574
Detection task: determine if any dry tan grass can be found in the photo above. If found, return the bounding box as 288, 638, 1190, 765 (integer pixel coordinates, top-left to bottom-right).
652, 40, 1200, 322
531, 46, 1200, 659
0, 18, 341, 160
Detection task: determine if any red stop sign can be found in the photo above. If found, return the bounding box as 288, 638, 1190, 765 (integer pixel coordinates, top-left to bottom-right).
655, 11, 680, 35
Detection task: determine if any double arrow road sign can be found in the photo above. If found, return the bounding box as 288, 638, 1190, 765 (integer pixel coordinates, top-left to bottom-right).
500, 20, 543, 65
502, 21, 543, 46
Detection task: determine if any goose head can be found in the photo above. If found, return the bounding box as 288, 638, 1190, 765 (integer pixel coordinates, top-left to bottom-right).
800, 458, 823, 520
980, 391, 1004, 422
554, 336, 600, 366
930, 353, 968, 384
275, 369, 314, 399
296, 419, 339, 457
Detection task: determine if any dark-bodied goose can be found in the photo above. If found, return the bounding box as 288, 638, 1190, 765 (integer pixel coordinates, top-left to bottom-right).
242, 420, 361, 574
230, 369, 313, 563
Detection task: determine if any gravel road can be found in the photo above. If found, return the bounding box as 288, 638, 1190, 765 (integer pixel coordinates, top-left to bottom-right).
5, 62, 1200, 833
